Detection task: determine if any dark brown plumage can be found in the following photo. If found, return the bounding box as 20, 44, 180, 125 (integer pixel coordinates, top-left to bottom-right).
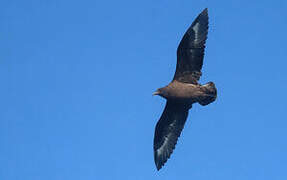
153, 8, 217, 170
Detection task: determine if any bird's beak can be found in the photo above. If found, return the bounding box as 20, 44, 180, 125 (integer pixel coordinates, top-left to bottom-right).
153, 90, 160, 96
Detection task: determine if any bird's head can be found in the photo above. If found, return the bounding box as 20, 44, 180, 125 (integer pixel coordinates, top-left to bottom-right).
153, 88, 168, 98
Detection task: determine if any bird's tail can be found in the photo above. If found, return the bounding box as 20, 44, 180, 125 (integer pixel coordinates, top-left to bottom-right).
198, 82, 217, 106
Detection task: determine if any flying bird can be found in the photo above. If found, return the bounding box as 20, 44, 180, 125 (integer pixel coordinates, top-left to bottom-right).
153, 8, 217, 170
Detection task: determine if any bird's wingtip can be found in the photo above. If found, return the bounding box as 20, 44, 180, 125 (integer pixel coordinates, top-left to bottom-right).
202, 8, 208, 15
154, 152, 165, 171
155, 162, 164, 171
154, 155, 161, 170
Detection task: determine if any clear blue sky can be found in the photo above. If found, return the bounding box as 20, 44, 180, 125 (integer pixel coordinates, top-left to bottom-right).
1, 0, 287, 179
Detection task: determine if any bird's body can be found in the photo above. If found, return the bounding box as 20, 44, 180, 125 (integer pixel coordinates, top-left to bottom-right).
157, 81, 216, 104
152, 8, 217, 170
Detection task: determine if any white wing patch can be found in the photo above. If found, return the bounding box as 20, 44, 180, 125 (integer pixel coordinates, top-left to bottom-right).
156, 135, 169, 156
155, 120, 177, 158
192, 22, 200, 44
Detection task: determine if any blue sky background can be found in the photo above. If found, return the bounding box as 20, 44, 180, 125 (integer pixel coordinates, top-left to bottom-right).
1, 0, 287, 179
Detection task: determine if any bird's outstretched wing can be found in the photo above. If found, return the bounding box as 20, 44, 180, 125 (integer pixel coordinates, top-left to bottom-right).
173, 8, 209, 84
153, 101, 191, 170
